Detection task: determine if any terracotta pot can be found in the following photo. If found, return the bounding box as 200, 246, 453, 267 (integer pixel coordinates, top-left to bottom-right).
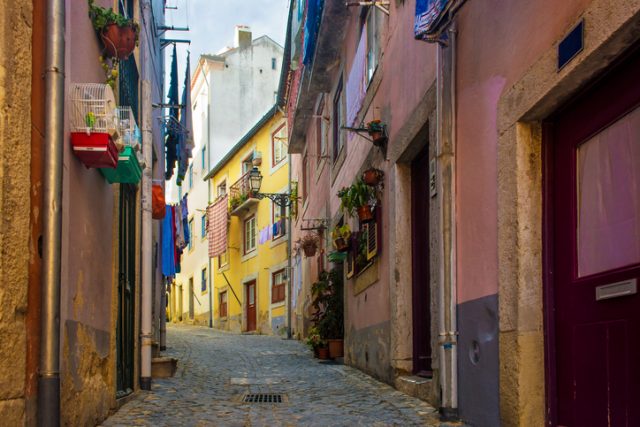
302, 243, 317, 257
333, 237, 349, 252
362, 168, 383, 186
368, 130, 382, 141
328, 339, 344, 358
357, 205, 374, 222
317, 347, 329, 360
101, 23, 137, 59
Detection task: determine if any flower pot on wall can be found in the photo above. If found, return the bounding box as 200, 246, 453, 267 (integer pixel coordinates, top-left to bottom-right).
362, 168, 383, 186
302, 243, 318, 257
101, 23, 137, 59
357, 205, 374, 222
333, 237, 349, 252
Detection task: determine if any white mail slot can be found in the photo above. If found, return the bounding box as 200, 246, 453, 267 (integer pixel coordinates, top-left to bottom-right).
595, 278, 637, 301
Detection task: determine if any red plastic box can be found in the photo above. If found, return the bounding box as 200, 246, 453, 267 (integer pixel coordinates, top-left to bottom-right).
70, 132, 118, 169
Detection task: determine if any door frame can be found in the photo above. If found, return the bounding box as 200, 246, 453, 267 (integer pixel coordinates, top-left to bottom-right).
542, 44, 640, 425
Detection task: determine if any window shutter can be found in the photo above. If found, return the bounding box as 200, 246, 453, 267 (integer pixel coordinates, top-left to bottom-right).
364, 221, 378, 261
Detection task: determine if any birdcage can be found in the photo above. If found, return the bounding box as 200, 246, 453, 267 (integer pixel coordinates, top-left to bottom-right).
99, 106, 143, 184
69, 83, 118, 135
69, 83, 119, 168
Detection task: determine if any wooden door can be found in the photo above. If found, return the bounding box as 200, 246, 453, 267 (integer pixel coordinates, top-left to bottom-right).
411, 144, 432, 377
547, 47, 640, 426
246, 280, 257, 332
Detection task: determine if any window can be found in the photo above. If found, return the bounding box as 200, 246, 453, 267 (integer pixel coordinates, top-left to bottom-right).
201, 145, 206, 169
188, 219, 194, 250
332, 78, 344, 161
201, 267, 207, 292
272, 269, 286, 303
201, 213, 207, 238
242, 154, 254, 174
365, 6, 382, 84
244, 215, 256, 254
188, 164, 193, 189
217, 251, 229, 268
272, 123, 287, 167
302, 155, 309, 204
316, 96, 326, 165
217, 180, 227, 198
272, 203, 287, 240
272, 57, 277, 70
219, 291, 227, 317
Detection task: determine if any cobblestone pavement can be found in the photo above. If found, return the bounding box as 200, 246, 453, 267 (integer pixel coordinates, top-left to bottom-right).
101, 324, 442, 426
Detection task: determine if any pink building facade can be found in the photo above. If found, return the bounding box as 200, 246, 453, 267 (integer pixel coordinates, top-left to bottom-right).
285, 0, 640, 425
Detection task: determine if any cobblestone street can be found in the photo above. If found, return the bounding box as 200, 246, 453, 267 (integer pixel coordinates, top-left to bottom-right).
102, 325, 441, 426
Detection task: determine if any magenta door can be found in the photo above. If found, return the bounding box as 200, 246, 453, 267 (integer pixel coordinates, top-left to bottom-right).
548, 48, 640, 426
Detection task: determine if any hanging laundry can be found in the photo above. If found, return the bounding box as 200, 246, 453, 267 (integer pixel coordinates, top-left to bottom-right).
208, 195, 228, 257
181, 196, 190, 246
174, 204, 185, 249
161, 205, 176, 277
165, 45, 179, 180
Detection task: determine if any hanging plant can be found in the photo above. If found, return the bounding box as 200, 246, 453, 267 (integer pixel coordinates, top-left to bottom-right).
300, 233, 320, 257
88, 0, 140, 60
99, 55, 119, 89
362, 167, 384, 186
331, 224, 351, 252
338, 178, 377, 222
365, 119, 388, 147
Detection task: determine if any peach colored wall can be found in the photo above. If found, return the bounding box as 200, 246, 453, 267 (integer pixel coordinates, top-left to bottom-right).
455, 0, 591, 303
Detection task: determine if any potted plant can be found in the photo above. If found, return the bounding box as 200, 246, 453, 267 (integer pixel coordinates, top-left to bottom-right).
314, 269, 344, 358
365, 119, 388, 146
331, 223, 351, 252
338, 179, 377, 222
362, 168, 384, 186
88, 0, 140, 60
306, 326, 323, 357
300, 233, 320, 257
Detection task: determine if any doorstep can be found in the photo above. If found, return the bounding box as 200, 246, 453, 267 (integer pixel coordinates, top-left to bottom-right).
395, 375, 436, 405
151, 357, 178, 378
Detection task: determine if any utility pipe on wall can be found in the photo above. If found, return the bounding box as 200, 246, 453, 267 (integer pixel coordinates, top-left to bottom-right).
435, 21, 459, 420
140, 79, 153, 390
38, 0, 65, 425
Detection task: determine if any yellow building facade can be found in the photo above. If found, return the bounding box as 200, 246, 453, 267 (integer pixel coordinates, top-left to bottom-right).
206, 107, 289, 334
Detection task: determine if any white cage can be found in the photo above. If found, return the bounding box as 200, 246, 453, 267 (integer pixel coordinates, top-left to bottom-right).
116, 106, 140, 148
69, 83, 118, 136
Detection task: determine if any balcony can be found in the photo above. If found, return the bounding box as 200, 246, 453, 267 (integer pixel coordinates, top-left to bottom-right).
228, 171, 260, 216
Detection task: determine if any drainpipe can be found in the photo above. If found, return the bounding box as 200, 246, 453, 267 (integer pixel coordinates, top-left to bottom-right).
436, 22, 459, 420
286, 150, 293, 339
140, 78, 153, 390
38, 0, 65, 425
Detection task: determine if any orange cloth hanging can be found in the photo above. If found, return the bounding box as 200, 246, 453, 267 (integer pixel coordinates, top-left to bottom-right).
152, 184, 166, 219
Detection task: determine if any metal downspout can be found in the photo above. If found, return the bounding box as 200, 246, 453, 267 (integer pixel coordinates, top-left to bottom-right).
140, 74, 153, 389
38, 0, 65, 425
436, 22, 459, 421
287, 150, 293, 339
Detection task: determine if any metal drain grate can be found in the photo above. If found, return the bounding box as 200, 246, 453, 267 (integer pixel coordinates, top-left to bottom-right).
242, 393, 283, 403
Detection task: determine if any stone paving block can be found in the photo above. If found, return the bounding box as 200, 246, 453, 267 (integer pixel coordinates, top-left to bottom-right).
101, 325, 442, 427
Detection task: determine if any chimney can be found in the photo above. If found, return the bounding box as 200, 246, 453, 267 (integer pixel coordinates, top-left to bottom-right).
234, 25, 252, 49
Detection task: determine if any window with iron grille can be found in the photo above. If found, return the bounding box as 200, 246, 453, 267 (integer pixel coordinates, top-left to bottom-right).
272, 269, 286, 303
219, 291, 227, 317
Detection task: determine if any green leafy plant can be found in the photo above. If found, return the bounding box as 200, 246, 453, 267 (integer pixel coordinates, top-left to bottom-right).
99, 55, 119, 89
311, 269, 344, 341
88, 0, 140, 35
305, 325, 325, 350
331, 223, 351, 241
337, 179, 377, 218
365, 119, 385, 134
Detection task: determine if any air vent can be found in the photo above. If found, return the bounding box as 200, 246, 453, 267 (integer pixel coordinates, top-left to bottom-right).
242, 393, 284, 404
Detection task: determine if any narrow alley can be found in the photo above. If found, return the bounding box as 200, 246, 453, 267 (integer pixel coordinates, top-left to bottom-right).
102, 325, 441, 426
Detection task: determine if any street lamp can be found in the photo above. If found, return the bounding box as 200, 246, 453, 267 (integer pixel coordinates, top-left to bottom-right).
248, 167, 294, 339
249, 167, 293, 208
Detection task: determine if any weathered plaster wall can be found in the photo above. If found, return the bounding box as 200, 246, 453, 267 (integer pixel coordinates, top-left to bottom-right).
58, 0, 119, 423
0, 0, 33, 424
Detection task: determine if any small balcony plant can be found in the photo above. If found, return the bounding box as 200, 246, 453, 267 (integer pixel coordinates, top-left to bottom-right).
88, 0, 140, 60
331, 223, 351, 252
300, 233, 320, 257
338, 178, 377, 222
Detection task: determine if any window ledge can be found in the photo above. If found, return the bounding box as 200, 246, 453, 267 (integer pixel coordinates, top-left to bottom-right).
269, 235, 287, 249
241, 250, 258, 263
270, 301, 285, 309
269, 158, 288, 175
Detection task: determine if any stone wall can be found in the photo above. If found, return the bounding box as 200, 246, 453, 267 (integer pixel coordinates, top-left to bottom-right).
0, 0, 33, 424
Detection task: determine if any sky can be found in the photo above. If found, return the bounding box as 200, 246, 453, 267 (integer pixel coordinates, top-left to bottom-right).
164, 0, 290, 75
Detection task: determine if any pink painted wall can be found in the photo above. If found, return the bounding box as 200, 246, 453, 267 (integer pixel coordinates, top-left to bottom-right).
455, 0, 591, 304
330, 1, 437, 332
